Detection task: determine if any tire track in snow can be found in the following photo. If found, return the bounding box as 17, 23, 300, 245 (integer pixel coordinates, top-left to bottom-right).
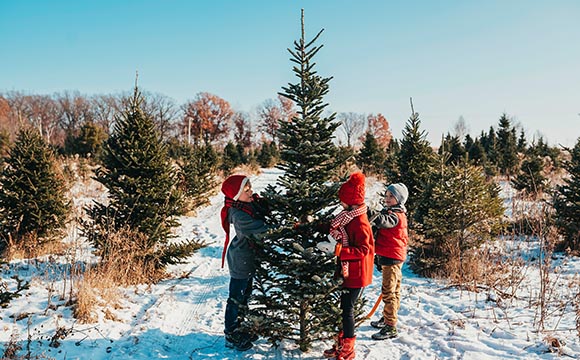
108, 225, 225, 359
156, 224, 227, 357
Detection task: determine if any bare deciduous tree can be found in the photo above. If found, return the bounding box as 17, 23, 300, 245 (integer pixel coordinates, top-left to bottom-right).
92, 94, 122, 133
337, 112, 366, 148
258, 94, 296, 143
453, 116, 469, 140
141, 92, 179, 141
57, 91, 94, 136
2, 92, 63, 145
32, 95, 62, 145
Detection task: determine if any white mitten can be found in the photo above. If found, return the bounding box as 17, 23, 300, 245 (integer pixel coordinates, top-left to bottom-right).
316, 239, 335, 255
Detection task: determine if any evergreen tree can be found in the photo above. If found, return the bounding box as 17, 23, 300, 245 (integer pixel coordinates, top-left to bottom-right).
64, 121, 108, 159
466, 136, 486, 166
235, 143, 248, 164
180, 143, 219, 211
383, 139, 401, 182
530, 137, 562, 170
517, 129, 527, 153
411, 160, 504, 277
396, 107, 437, 217
356, 131, 386, 176
481, 127, 499, 176
83, 86, 198, 270
553, 138, 580, 253
497, 113, 519, 178
0, 127, 70, 252
439, 133, 465, 165
463, 134, 474, 156
511, 152, 546, 199
220, 141, 242, 174
257, 140, 279, 168
248, 12, 352, 351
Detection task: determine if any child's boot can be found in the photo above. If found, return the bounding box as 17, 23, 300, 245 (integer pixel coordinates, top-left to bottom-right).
337, 336, 355, 360
322, 330, 343, 358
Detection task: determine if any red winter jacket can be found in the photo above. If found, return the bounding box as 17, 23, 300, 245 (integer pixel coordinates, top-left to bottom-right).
374, 211, 408, 262
337, 213, 374, 288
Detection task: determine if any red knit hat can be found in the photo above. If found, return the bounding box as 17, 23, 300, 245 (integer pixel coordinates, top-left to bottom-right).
220, 175, 249, 268
221, 174, 249, 200
338, 172, 366, 206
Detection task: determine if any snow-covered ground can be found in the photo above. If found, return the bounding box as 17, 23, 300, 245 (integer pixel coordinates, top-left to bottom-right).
1, 168, 579, 359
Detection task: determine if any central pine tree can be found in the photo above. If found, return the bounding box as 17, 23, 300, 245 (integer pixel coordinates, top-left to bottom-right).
248, 11, 349, 351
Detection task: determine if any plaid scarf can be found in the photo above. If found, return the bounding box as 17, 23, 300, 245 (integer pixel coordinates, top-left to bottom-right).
329, 204, 367, 278
220, 197, 257, 268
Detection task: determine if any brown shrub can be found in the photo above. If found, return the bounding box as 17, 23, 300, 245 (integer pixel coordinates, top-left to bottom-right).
73, 228, 166, 323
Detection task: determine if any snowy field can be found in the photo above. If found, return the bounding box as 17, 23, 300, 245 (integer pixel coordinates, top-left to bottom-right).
1, 167, 579, 359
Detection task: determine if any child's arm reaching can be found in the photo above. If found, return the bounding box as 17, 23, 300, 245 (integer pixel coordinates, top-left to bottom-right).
369, 208, 400, 229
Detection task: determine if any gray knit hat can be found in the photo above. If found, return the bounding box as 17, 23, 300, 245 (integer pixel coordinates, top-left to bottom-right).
386, 183, 408, 205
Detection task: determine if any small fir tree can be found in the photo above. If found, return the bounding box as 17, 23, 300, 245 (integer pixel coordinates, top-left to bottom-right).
64, 121, 108, 159
257, 140, 279, 168
481, 127, 500, 176
83, 86, 200, 271
220, 141, 242, 174
511, 152, 546, 199
396, 104, 437, 218
553, 138, 580, 253
383, 139, 401, 182
180, 143, 219, 211
497, 114, 519, 178
530, 137, 562, 170
248, 11, 354, 351
0, 127, 70, 253
439, 133, 465, 165
411, 160, 504, 277
517, 129, 527, 153
356, 131, 386, 176
466, 137, 486, 167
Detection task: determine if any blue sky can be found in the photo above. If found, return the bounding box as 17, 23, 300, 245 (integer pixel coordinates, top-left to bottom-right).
1, 0, 579, 146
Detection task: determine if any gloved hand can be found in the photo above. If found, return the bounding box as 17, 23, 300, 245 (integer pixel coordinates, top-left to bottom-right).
374, 255, 382, 272
316, 240, 335, 256
300, 214, 314, 223
294, 214, 315, 232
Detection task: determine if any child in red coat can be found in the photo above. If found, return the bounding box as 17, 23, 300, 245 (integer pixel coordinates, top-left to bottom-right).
321, 172, 374, 360
367, 182, 409, 340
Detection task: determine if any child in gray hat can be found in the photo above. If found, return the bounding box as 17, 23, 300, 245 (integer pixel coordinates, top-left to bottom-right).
367, 183, 409, 340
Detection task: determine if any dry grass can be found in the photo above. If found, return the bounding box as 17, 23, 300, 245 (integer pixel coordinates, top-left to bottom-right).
73, 267, 119, 323
1, 332, 22, 359
3, 233, 69, 261
73, 228, 165, 323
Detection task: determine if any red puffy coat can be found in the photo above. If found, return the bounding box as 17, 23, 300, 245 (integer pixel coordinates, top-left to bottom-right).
375, 211, 408, 262
338, 213, 374, 288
